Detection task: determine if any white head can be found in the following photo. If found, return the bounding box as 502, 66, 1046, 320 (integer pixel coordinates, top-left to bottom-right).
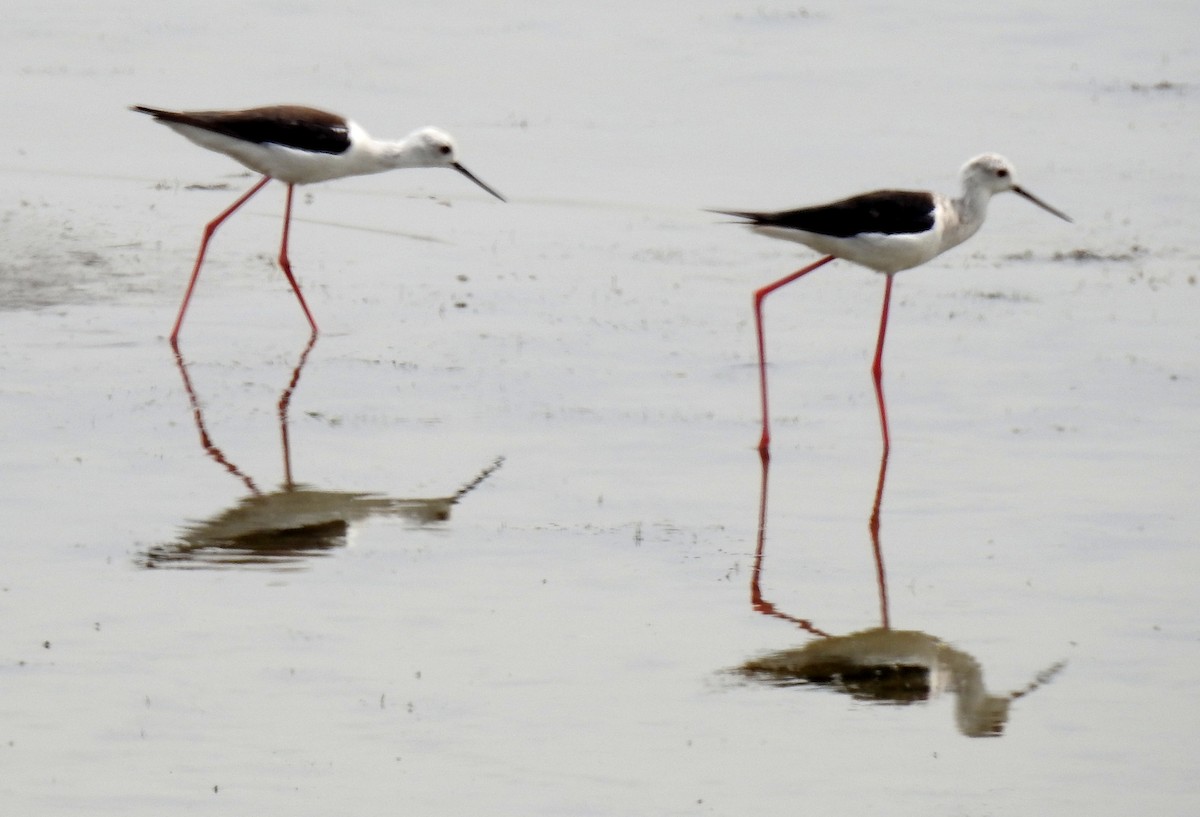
960, 153, 1019, 194
960, 154, 1071, 221
400, 127, 506, 201
403, 127, 461, 168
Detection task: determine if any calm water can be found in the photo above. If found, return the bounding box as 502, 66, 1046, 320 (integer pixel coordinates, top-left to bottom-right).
2, 1, 1198, 814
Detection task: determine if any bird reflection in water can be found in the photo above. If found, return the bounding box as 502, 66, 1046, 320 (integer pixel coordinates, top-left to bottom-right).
739, 382, 1063, 737
139, 338, 503, 569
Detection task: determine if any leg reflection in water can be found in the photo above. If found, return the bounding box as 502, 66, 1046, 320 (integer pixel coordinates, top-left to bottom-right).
142, 338, 502, 569
741, 386, 1063, 737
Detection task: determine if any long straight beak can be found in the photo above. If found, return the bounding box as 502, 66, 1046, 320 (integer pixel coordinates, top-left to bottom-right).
1014, 185, 1072, 222
453, 162, 506, 202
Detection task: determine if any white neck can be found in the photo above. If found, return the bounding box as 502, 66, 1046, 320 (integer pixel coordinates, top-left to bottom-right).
377, 133, 436, 169
941, 184, 992, 252
341, 126, 436, 177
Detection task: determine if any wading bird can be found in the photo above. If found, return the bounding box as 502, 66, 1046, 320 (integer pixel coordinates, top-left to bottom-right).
132, 104, 506, 341
712, 153, 1071, 454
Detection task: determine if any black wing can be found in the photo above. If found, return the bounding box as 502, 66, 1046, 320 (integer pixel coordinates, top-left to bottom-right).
715, 190, 936, 238
132, 105, 352, 155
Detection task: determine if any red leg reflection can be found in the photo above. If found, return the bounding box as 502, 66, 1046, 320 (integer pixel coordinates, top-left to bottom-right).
170, 339, 260, 495
750, 449, 831, 637
171, 336, 317, 491
278, 334, 318, 489
868, 442, 891, 630
750, 440, 892, 632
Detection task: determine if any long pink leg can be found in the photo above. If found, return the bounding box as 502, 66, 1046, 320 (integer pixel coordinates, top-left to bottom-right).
753, 255, 836, 455
869, 273, 895, 455
170, 175, 272, 342
277, 183, 319, 337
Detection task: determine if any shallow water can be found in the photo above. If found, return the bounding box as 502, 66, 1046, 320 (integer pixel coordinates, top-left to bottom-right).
2, 1, 1198, 814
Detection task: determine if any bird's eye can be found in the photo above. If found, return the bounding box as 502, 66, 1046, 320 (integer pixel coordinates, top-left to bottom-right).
996, 168, 1009, 177
438, 145, 452, 155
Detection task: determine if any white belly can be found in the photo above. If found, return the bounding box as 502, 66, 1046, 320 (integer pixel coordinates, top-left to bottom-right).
751, 224, 948, 274
164, 122, 364, 185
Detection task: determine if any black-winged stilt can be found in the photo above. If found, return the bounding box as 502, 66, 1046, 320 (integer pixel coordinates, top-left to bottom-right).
712, 153, 1071, 454
132, 104, 506, 342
